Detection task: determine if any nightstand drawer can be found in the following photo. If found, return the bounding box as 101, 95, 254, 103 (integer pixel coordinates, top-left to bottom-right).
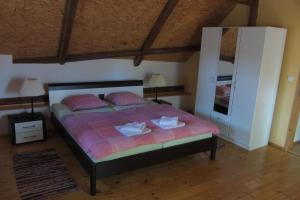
15, 120, 43, 133
15, 130, 44, 144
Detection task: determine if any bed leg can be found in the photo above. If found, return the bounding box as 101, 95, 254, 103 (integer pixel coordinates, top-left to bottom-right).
90, 164, 96, 196
210, 136, 218, 160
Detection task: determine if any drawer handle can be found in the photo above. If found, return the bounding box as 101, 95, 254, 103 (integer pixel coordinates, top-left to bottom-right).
216, 117, 223, 121
21, 125, 36, 129
23, 135, 37, 139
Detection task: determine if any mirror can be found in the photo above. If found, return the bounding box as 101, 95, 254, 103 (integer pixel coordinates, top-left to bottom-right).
213, 28, 238, 115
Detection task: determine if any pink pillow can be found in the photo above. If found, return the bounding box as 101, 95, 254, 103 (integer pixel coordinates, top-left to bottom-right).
106, 92, 145, 106
62, 94, 108, 111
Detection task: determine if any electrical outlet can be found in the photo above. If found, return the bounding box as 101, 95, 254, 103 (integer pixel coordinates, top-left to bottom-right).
288, 75, 294, 82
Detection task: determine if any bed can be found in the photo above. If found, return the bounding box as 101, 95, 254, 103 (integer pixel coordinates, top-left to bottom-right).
49, 80, 219, 195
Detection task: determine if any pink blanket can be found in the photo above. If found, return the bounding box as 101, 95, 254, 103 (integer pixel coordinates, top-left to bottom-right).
61, 104, 219, 161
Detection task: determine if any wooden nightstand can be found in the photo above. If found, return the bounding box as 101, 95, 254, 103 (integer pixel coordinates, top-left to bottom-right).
8, 112, 47, 145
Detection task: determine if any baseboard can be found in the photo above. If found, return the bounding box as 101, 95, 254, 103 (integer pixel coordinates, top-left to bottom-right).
268, 142, 285, 151
217, 135, 250, 150
294, 140, 300, 144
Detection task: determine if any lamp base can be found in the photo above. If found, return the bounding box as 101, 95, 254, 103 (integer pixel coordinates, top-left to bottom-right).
152, 99, 161, 104
21, 112, 39, 120
152, 99, 172, 105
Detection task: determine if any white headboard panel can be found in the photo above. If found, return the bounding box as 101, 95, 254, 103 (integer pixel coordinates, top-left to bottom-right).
48, 80, 143, 109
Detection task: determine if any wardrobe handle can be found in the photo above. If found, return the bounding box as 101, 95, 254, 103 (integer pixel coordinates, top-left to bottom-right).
215, 117, 223, 122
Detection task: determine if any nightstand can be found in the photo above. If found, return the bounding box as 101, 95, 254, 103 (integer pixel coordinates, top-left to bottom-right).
8, 112, 46, 145
152, 99, 172, 106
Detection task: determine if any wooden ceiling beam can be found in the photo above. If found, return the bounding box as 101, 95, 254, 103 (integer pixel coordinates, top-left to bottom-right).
133, 0, 179, 66
235, 0, 253, 6
248, 0, 259, 26
13, 56, 59, 64
148, 45, 200, 55
220, 55, 235, 63
66, 49, 141, 62
13, 45, 238, 64
57, 0, 79, 64
14, 47, 199, 64
67, 46, 201, 62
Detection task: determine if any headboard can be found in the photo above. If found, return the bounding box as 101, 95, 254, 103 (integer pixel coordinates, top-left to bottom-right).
48, 80, 143, 110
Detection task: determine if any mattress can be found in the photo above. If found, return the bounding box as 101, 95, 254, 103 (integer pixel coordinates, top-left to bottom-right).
60, 104, 219, 162
163, 132, 212, 148
95, 132, 212, 162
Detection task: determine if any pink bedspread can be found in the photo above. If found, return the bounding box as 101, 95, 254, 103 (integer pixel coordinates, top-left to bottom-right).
61, 104, 219, 161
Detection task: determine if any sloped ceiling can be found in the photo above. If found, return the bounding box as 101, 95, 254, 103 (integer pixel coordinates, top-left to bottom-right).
152, 0, 236, 48
0, 0, 65, 59
0, 0, 253, 64
69, 0, 166, 54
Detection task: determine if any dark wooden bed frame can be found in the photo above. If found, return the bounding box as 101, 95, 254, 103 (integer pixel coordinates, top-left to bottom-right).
48, 80, 218, 195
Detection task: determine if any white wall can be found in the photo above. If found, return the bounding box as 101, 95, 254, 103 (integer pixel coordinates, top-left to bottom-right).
294, 116, 300, 142
220, 4, 250, 26
0, 55, 185, 135
0, 55, 184, 97
181, 52, 200, 113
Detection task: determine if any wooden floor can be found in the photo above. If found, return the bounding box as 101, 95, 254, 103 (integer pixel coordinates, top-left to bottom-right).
290, 142, 300, 156
1, 131, 300, 200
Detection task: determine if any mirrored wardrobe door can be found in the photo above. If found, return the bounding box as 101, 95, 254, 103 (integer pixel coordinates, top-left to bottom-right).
213, 27, 239, 116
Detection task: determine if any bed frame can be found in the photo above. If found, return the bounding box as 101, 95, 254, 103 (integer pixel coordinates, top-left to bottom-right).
48, 80, 218, 195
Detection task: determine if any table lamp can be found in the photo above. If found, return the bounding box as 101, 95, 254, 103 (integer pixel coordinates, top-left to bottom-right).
20, 78, 45, 118
149, 74, 166, 103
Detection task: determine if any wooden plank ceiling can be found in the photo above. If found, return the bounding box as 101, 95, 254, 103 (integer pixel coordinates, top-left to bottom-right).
0, 0, 257, 66
0, 0, 65, 59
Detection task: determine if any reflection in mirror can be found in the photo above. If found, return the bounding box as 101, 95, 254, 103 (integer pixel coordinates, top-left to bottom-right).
219, 28, 238, 63
213, 28, 238, 115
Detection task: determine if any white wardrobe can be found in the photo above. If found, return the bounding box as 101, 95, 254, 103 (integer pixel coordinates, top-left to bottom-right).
195, 27, 287, 150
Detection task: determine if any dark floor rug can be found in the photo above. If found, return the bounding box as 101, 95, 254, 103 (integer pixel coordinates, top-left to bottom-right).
13, 149, 77, 200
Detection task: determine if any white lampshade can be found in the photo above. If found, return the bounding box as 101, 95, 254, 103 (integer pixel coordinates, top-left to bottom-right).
20, 78, 45, 97
149, 74, 166, 87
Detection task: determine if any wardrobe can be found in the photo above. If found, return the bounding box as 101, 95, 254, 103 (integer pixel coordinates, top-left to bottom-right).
195, 27, 287, 150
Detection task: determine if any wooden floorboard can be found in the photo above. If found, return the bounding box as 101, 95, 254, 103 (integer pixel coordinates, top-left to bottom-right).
0, 131, 300, 200
290, 142, 300, 156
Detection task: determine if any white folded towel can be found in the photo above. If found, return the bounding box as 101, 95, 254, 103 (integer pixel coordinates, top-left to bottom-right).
151, 118, 185, 130
119, 122, 146, 133
159, 116, 178, 126
115, 122, 151, 137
